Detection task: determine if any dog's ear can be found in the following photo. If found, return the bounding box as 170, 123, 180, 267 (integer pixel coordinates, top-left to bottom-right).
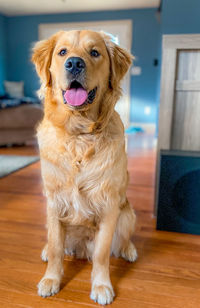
101, 32, 133, 89
32, 32, 61, 87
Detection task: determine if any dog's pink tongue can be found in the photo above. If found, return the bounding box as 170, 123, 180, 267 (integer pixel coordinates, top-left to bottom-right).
64, 88, 88, 106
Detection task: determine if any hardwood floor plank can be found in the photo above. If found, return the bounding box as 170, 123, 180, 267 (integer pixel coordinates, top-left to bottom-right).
0, 134, 200, 307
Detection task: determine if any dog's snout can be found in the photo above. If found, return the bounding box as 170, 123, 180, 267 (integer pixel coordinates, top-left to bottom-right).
65, 57, 85, 75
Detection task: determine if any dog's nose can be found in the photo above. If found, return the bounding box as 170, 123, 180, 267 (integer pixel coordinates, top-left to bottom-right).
65, 57, 85, 75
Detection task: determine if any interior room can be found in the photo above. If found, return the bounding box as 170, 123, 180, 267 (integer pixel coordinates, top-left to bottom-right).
0, 0, 200, 307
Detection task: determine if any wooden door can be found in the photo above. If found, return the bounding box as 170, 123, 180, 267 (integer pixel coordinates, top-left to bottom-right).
155, 34, 200, 213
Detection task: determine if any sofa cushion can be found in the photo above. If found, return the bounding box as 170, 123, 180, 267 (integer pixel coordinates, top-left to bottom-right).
0, 104, 43, 129
0, 98, 21, 109
4, 81, 24, 98
0, 96, 40, 110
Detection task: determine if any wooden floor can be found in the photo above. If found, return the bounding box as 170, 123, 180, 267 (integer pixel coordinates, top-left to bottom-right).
0, 134, 200, 308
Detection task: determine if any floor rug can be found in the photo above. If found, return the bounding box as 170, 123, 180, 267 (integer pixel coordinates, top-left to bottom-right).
0, 155, 39, 178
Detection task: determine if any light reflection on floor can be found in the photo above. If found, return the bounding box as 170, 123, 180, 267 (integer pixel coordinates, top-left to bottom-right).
127, 132, 157, 156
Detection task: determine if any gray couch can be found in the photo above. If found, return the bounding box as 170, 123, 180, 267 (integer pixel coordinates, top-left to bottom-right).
0, 104, 43, 146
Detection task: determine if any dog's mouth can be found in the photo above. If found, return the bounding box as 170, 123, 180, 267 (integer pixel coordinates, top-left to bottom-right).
62, 80, 97, 107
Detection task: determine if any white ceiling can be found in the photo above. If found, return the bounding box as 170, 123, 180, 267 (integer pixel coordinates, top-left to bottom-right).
0, 0, 160, 16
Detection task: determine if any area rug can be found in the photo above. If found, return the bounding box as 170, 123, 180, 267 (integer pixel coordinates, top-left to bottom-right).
0, 155, 39, 178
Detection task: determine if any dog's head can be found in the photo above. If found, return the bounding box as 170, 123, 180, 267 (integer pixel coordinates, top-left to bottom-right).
32, 30, 132, 113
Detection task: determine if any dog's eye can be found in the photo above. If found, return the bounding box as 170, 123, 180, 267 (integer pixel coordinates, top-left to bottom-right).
90, 49, 100, 57
58, 49, 67, 56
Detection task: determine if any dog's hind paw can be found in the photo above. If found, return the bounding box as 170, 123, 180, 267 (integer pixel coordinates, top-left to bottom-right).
121, 241, 138, 262
41, 244, 48, 262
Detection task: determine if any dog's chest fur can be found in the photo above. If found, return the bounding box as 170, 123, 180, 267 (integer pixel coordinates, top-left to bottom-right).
38, 120, 126, 225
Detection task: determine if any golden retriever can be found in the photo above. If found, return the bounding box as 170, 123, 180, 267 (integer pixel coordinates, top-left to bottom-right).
32, 30, 137, 305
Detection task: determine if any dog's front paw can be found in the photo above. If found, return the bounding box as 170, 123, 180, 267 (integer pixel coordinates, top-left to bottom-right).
38, 277, 60, 297
90, 284, 115, 305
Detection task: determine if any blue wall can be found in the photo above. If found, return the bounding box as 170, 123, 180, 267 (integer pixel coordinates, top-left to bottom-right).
2, 1, 200, 124
5, 9, 160, 123
162, 0, 200, 34
0, 14, 6, 95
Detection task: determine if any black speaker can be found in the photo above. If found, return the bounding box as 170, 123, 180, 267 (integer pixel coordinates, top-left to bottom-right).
156, 150, 200, 235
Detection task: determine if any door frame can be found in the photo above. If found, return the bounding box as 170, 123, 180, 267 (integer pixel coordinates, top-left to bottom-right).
155, 34, 200, 214
158, 34, 200, 152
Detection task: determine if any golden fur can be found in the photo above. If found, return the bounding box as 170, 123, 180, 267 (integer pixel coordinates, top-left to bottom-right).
32, 30, 137, 305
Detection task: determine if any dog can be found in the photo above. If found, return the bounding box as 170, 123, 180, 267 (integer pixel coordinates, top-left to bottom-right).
32, 30, 137, 305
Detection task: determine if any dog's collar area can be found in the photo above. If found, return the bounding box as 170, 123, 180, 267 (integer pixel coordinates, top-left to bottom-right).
62, 85, 97, 108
